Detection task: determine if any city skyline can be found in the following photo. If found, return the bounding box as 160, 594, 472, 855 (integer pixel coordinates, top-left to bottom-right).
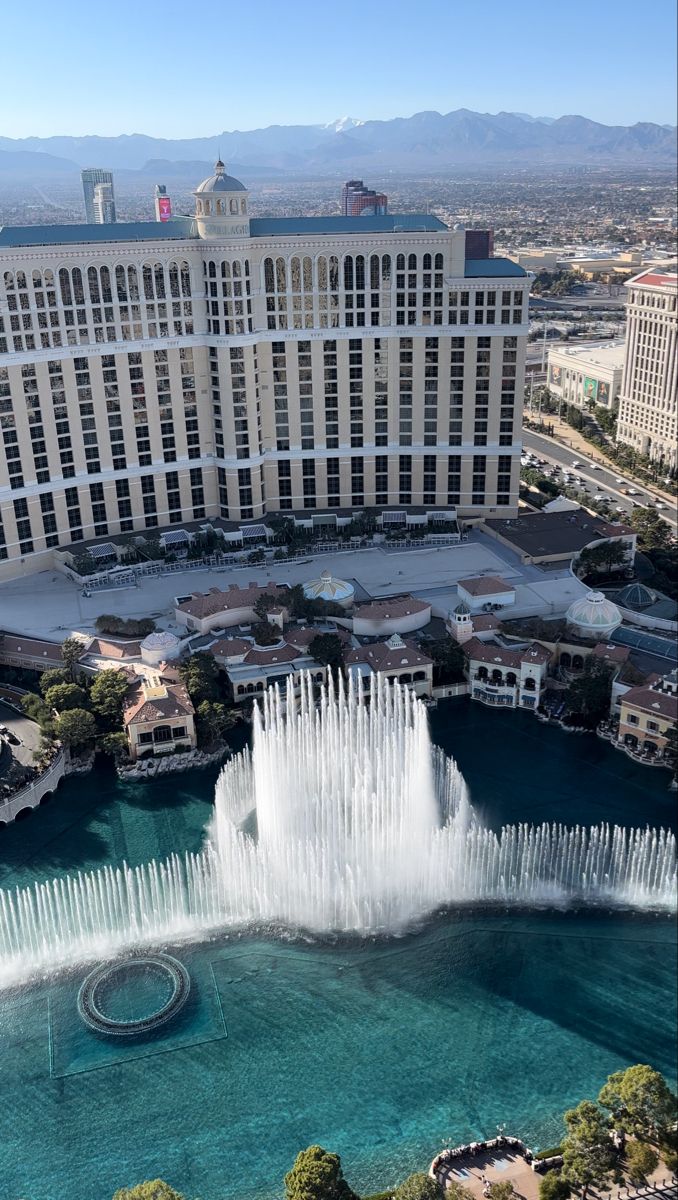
2, 0, 676, 138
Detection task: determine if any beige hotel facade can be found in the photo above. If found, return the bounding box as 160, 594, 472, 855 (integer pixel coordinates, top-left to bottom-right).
0, 162, 530, 581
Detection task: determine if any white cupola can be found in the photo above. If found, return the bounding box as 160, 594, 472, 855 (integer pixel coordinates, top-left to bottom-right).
193, 159, 250, 240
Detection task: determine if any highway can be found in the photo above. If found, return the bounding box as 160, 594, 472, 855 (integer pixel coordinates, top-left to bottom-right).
521, 428, 678, 534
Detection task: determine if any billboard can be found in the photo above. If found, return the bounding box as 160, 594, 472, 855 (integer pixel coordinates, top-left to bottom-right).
549, 364, 562, 386
583, 377, 598, 402
597, 380, 610, 405
157, 196, 172, 222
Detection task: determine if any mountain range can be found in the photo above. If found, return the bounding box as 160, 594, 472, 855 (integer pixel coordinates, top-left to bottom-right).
0, 109, 675, 180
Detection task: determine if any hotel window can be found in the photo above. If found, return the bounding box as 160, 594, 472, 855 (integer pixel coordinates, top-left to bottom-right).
326, 457, 340, 507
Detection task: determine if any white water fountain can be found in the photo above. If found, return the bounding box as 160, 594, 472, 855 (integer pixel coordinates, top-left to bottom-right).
0, 674, 675, 985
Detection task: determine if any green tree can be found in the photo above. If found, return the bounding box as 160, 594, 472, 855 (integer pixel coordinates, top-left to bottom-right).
393, 1173, 444, 1200
309, 633, 345, 672
539, 1172, 571, 1200
488, 1183, 515, 1200
61, 636, 84, 680
284, 1145, 358, 1200
196, 700, 236, 744
179, 651, 220, 703
599, 1065, 678, 1140
577, 541, 628, 578
443, 1183, 475, 1200
565, 659, 613, 728
664, 723, 678, 783
55, 708, 97, 751
39, 668, 70, 696
428, 637, 465, 685
625, 1142, 659, 1185
100, 731, 129, 762
251, 620, 281, 646
112, 1182, 184, 1200
90, 669, 130, 730
44, 682, 87, 712
629, 509, 672, 552
253, 590, 288, 619
21, 691, 54, 732
561, 1100, 614, 1198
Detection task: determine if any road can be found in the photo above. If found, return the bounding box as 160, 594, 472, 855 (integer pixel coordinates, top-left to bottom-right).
521, 428, 678, 533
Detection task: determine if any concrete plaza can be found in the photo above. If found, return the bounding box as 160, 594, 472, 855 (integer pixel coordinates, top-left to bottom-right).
0, 532, 587, 643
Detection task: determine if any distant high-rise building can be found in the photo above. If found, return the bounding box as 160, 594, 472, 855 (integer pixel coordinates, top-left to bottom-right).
92, 182, 116, 225
341, 179, 388, 216
155, 184, 172, 222
81, 168, 115, 223
617, 267, 677, 470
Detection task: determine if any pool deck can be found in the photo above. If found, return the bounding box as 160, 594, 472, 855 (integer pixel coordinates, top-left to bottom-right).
434, 1149, 677, 1200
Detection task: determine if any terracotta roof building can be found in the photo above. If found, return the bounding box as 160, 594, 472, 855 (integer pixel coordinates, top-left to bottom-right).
346, 634, 433, 696
175, 582, 289, 634
464, 636, 552, 711
123, 675, 196, 761
617, 671, 678, 761
352, 594, 431, 636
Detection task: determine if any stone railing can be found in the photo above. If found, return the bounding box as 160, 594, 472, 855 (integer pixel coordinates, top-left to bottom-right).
0, 747, 65, 824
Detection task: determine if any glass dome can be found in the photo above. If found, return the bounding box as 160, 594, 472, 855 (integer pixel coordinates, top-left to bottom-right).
616, 582, 656, 610
303, 569, 354, 605
565, 590, 622, 637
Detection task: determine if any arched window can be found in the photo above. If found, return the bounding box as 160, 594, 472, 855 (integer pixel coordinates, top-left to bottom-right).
3, 272, 14, 291
435, 253, 444, 270
208, 260, 216, 279
343, 256, 353, 290
59, 268, 72, 306
71, 267, 84, 304
423, 253, 432, 271
355, 254, 365, 289
572, 655, 584, 671
413, 671, 426, 682
100, 266, 112, 303
44, 269, 54, 287
477, 666, 488, 680
16, 270, 27, 289
154, 264, 166, 299
237, 685, 245, 695
221, 260, 231, 280
408, 253, 417, 270
32, 269, 42, 287
303, 256, 313, 291
264, 258, 274, 292
142, 264, 154, 299
230, 198, 238, 214
168, 262, 180, 299
127, 265, 139, 301
115, 265, 127, 302
382, 254, 391, 284
290, 257, 301, 291
232, 260, 241, 279
523, 677, 536, 691
240, 199, 247, 214
491, 668, 503, 684
180, 261, 191, 295
317, 256, 327, 289
88, 266, 100, 304
396, 254, 405, 271
275, 257, 286, 292
370, 255, 380, 289
329, 256, 339, 290
506, 672, 517, 687
560, 652, 571, 669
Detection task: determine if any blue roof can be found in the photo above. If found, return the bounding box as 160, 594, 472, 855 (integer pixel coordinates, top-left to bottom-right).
249, 214, 447, 236
0, 218, 196, 248
464, 257, 527, 278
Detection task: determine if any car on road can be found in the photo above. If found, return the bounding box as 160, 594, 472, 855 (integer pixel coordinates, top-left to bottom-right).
615, 477, 624, 484
590, 463, 601, 470
571, 460, 581, 468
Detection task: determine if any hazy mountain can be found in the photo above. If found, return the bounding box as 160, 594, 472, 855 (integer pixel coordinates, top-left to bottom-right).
0, 109, 674, 178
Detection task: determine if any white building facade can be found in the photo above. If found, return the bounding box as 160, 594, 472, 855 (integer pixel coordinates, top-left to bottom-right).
616, 267, 677, 469
547, 341, 624, 409
0, 162, 530, 581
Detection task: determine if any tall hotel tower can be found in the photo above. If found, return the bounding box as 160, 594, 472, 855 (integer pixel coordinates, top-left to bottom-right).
0, 160, 530, 579
81, 168, 116, 224
617, 266, 677, 470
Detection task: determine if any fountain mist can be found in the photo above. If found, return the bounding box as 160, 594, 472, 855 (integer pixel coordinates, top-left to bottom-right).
0, 675, 674, 984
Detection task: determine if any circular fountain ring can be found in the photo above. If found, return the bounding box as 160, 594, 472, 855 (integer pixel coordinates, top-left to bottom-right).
77, 953, 190, 1037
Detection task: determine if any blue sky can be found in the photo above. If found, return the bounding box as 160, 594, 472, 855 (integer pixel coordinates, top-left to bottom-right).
2, 0, 676, 138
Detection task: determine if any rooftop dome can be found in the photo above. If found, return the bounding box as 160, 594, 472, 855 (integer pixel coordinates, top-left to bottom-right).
140, 630, 180, 665
195, 159, 246, 193
566, 590, 622, 637
617, 582, 656, 610
454, 601, 471, 616
303, 569, 354, 606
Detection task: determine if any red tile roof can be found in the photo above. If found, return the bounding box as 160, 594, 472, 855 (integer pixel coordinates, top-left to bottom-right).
592, 642, 631, 664
354, 595, 431, 620
346, 638, 432, 673
177, 582, 287, 619
124, 679, 194, 726
620, 684, 678, 722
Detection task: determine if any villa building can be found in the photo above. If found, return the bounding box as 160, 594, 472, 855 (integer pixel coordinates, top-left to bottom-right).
456, 574, 516, 611
616, 671, 678, 760
346, 634, 434, 696
175, 581, 289, 634
464, 637, 552, 709
0, 160, 529, 583
123, 674, 196, 760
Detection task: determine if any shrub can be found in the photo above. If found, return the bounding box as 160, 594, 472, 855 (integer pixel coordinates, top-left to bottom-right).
539, 1171, 570, 1200
625, 1142, 659, 1185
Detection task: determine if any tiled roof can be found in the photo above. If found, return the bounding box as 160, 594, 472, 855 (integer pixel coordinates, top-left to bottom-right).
629, 269, 677, 289
177, 581, 286, 619
86, 638, 141, 660
465, 638, 551, 668
124, 679, 194, 726
208, 638, 252, 659
620, 685, 678, 721
458, 575, 515, 596
471, 614, 500, 632
592, 642, 631, 664
284, 625, 350, 650
354, 595, 431, 620
242, 644, 300, 667
0, 633, 66, 663
346, 638, 432, 673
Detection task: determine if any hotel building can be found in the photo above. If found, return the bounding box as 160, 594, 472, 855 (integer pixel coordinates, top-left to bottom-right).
617, 267, 677, 469
0, 161, 529, 581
